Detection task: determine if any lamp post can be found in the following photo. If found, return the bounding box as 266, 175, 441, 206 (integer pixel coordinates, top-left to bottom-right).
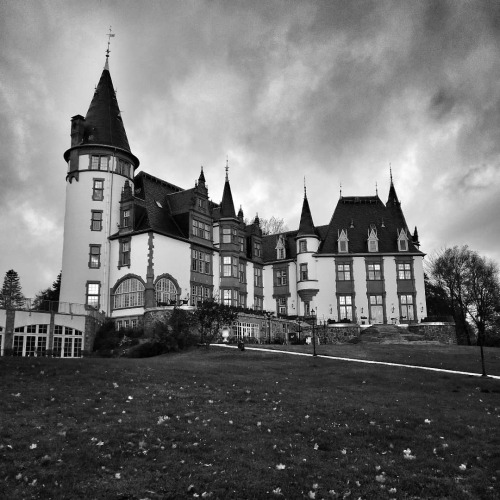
312, 308, 317, 357
265, 311, 273, 344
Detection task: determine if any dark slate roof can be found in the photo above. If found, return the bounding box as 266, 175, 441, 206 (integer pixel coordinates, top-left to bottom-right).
220, 178, 236, 219
297, 194, 317, 237
131, 172, 187, 239
83, 67, 131, 152
320, 195, 422, 254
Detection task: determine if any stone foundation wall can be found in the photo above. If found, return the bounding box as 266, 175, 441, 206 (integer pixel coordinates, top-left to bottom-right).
407, 323, 457, 344
143, 308, 175, 337
316, 324, 361, 344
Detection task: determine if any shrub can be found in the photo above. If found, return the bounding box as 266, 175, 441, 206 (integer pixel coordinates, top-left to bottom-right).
125, 341, 165, 358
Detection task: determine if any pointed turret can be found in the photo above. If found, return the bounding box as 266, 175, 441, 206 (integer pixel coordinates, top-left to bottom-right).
238, 205, 244, 222
387, 168, 400, 207
220, 168, 236, 219
198, 166, 206, 186
413, 226, 420, 248
83, 64, 131, 152
297, 190, 316, 237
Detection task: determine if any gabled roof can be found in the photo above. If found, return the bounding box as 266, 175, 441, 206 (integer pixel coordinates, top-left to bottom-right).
83, 65, 131, 152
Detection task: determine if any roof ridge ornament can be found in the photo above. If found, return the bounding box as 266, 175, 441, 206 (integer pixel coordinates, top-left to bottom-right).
104, 26, 115, 70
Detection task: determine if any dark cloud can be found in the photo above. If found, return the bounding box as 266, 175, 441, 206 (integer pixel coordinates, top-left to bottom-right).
1, 0, 500, 295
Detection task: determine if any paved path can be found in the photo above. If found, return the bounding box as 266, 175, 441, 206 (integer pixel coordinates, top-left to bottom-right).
213, 344, 500, 380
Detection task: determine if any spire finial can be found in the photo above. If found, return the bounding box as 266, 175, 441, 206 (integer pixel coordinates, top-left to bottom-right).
340, 182, 342, 199
304, 176, 307, 198
376, 181, 378, 196
225, 156, 229, 181
389, 162, 393, 184
105, 26, 115, 70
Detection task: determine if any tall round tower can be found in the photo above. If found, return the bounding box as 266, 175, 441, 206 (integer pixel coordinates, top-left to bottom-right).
59, 57, 139, 314
295, 187, 320, 316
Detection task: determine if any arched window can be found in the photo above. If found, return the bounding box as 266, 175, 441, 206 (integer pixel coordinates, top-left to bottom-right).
155, 277, 178, 306
113, 278, 145, 309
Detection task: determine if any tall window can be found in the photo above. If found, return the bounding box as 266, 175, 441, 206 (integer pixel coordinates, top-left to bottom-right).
192, 249, 211, 274
399, 294, 415, 321
222, 289, 232, 306
119, 239, 131, 267
254, 267, 263, 287
300, 263, 308, 281
239, 262, 246, 283
155, 277, 178, 305
88, 245, 101, 268
275, 268, 287, 286
299, 240, 307, 253
338, 230, 349, 253
238, 236, 245, 253
338, 295, 353, 321
90, 155, 109, 170
222, 227, 232, 243
238, 293, 246, 308
122, 209, 130, 228
337, 263, 351, 281
254, 241, 262, 258
113, 278, 144, 309
397, 262, 412, 280
277, 247, 285, 259
86, 282, 100, 309
222, 256, 232, 277
190, 284, 211, 306
91, 210, 103, 231
277, 297, 287, 315
92, 179, 104, 201
367, 263, 382, 280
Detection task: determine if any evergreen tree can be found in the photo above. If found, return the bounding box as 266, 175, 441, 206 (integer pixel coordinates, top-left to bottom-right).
33, 271, 61, 310
0, 269, 25, 309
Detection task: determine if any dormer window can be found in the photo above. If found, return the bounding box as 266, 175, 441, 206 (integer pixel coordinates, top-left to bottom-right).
338, 229, 349, 253
276, 235, 286, 259
367, 227, 378, 253
398, 229, 409, 252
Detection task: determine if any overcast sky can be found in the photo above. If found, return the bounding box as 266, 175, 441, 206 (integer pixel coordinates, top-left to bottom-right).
1, 0, 500, 298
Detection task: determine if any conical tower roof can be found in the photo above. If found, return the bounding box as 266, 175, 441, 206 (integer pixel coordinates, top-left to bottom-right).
83, 64, 131, 152
220, 171, 236, 219
297, 191, 316, 237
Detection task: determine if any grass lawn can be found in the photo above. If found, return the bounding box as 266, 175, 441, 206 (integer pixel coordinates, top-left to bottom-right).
1, 346, 499, 499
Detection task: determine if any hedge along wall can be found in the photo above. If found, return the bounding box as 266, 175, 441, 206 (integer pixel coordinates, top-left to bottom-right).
316, 324, 361, 344
407, 322, 457, 344
143, 307, 175, 337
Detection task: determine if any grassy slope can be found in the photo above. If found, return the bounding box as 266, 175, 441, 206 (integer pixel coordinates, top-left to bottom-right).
0, 346, 499, 499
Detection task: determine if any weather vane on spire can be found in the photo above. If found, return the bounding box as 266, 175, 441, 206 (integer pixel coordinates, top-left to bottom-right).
225, 155, 229, 180
106, 26, 115, 61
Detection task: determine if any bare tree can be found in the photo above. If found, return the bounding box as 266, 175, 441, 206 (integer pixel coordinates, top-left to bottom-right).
428, 246, 500, 376
259, 216, 288, 235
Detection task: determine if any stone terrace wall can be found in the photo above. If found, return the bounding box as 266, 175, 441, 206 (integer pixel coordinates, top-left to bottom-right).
407, 322, 457, 344
317, 324, 361, 344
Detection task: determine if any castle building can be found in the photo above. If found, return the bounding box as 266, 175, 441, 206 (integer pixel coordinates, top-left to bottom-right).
55, 54, 427, 341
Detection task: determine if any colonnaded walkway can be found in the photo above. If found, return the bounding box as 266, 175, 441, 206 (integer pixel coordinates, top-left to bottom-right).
213, 344, 500, 381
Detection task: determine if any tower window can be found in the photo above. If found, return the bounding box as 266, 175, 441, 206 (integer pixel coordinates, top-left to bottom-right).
116, 159, 131, 177
299, 240, 307, 253
86, 282, 101, 309
90, 155, 109, 171
300, 263, 308, 281
92, 179, 104, 201
91, 210, 103, 231
88, 245, 101, 269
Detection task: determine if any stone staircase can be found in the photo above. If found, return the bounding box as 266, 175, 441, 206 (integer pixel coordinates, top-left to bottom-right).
360, 324, 441, 344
